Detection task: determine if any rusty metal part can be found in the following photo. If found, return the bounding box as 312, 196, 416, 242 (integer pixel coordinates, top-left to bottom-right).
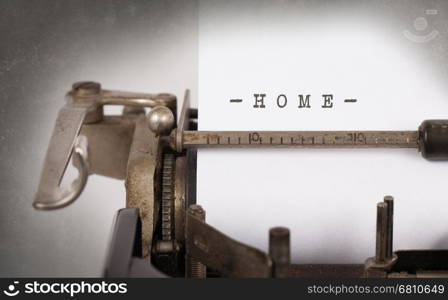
161, 154, 176, 242
365, 196, 398, 277
34, 82, 176, 210
122, 106, 146, 116
148, 91, 191, 275
170, 130, 419, 151
72, 81, 101, 95
185, 205, 272, 278
174, 156, 186, 244
384, 195, 394, 258
154, 240, 179, 254
125, 115, 162, 258
71, 82, 103, 124
173, 90, 191, 242
186, 255, 206, 278
269, 227, 291, 278
99, 90, 176, 112
185, 205, 206, 278
33, 83, 448, 278
70, 82, 177, 111
80, 116, 136, 179
376, 203, 390, 262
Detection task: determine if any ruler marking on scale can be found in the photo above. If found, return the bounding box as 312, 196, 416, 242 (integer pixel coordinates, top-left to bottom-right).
180, 131, 419, 148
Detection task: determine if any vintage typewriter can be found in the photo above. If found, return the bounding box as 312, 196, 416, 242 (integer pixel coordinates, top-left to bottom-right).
33, 81, 448, 278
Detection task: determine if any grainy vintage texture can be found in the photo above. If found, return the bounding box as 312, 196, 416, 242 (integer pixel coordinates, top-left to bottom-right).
0, 0, 197, 276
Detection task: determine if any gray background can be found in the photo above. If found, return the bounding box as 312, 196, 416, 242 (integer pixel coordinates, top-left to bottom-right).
0, 0, 197, 276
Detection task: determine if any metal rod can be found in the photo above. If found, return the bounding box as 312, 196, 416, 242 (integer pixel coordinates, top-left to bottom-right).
100, 90, 176, 108
384, 196, 394, 259
375, 203, 389, 262
172, 130, 419, 150
186, 205, 207, 278
269, 227, 291, 278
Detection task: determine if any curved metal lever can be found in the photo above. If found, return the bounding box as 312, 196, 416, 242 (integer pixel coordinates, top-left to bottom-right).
33, 82, 177, 210
34, 135, 89, 210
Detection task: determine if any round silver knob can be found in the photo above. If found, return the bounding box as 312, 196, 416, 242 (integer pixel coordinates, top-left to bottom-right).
147, 106, 175, 135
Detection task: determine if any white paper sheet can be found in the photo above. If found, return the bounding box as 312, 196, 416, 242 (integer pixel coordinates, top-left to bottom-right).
198, 1, 448, 263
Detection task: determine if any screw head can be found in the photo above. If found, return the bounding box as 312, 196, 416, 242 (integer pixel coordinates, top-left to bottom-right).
72, 81, 101, 95
188, 204, 205, 220
147, 106, 175, 135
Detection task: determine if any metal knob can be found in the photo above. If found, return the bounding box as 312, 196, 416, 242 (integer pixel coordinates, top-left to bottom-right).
147, 106, 175, 135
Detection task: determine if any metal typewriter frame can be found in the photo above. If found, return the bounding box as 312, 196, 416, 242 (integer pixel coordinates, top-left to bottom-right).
34, 82, 448, 278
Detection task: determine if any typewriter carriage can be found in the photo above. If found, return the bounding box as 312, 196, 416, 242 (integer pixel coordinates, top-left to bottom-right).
34, 82, 448, 278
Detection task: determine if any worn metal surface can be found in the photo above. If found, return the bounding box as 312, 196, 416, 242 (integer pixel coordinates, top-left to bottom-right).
147, 106, 176, 135
269, 227, 290, 278
174, 90, 191, 243
185, 205, 206, 278
185, 207, 272, 278
100, 89, 176, 113
34, 82, 176, 210
174, 156, 186, 243
161, 154, 176, 242
172, 130, 419, 151
125, 115, 161, 258
33, 104, 90, 209
80, 116, 136, 179
70, 83, 177, 111
32, 83, 448, 278
365, 197, 397, 277
178, 90, 191, 133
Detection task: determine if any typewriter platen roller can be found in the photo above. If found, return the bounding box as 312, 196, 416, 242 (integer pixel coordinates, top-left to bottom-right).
33, 81, 448, 278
